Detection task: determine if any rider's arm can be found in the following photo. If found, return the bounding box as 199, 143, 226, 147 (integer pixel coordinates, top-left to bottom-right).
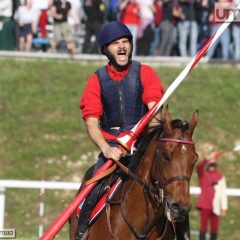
85, 117, 122, 161
140, 64, 164, 105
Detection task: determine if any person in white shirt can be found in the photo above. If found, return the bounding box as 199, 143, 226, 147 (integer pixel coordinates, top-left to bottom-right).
136, 0, 155, 55
67, 0, 81, 29
14, 0, 36, 51
32, 0, 53, 38
0, 0, 16, 50
0, 0, 12, 17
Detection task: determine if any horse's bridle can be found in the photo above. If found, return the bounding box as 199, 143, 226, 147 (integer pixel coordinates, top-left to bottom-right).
161, 138, 195, 145
145, 137, 194, 240
157, 137, 195, 187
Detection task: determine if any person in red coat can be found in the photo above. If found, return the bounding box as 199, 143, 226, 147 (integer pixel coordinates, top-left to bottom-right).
196, 151, 228, 240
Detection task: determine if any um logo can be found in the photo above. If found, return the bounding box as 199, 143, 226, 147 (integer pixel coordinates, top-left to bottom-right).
214, 3, 240, 22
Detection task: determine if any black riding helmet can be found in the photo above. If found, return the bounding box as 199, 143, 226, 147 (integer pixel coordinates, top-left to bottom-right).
97, 21, 133, 56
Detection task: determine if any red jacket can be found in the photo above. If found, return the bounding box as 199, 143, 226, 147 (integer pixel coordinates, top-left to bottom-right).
196, 159, 223, 210
80, 63, 164, 140
121, 2, 140, 25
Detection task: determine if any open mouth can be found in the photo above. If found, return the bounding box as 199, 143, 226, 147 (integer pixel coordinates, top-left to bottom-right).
117, 51, 128, 62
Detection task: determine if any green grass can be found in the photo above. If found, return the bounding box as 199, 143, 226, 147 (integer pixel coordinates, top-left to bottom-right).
1, 59, 240, 239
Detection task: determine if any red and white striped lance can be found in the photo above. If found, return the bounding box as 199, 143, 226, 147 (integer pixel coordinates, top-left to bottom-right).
39, 5, 240, 240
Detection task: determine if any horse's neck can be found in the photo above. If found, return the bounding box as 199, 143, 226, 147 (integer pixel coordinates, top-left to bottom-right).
135, 135, 159, 181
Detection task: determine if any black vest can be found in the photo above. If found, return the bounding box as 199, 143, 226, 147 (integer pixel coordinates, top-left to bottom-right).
96, 61, 148, 136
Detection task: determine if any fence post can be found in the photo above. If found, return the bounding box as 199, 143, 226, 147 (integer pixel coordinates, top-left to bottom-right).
0, 187, 6, 230
39, 187, 45, 237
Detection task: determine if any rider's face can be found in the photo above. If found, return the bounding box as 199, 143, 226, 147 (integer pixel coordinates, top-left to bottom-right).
107, 38, 131, 70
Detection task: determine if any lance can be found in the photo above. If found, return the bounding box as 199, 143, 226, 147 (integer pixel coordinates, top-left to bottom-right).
39, 6, 239, 240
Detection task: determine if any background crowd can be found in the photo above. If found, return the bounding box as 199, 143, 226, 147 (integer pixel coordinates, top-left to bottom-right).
0, 0, 240, 59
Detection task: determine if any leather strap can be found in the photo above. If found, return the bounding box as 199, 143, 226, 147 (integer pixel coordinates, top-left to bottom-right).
86, 165, 117, 185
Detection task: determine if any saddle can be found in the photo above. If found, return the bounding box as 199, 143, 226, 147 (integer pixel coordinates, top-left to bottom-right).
75, 155, 135, 239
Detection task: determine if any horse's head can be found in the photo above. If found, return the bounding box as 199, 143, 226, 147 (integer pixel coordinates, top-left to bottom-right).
152, 108, 198, 222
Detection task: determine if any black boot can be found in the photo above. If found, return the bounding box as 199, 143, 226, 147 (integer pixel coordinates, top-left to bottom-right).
199, 231, 206, 240
76, 182, 104, 240
210, 232, 217, 240
76, 199, 92, 240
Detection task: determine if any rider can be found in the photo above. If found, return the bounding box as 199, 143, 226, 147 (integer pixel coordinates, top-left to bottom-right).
77, 21, 164, 239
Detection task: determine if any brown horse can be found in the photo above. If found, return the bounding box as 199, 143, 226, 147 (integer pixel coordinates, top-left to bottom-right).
70, 108, 198, 240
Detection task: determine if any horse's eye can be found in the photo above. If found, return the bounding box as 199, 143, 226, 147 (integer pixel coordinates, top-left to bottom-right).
163, 151, 172, 161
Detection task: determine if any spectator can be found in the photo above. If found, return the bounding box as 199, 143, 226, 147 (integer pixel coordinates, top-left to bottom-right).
150, 0, 163, 55
196, 0, 214, 50
106, 0, 120, 21
196, 151, 228, 240
232, 0, 240, 60
68, 0, 81, 31
206, 0, 231, 60
159, 0, 175, 56
136, 0, 155, 55
0, 0, 16, 50
14, 0, 36, 51
119, 0, 140, 55
49, 0, 76, 54
82, 0, 106, 54
176, 0, 198, 57
32, 0, 53, 38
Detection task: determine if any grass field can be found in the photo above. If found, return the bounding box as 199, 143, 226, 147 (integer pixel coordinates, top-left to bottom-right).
0, 58, 240, 239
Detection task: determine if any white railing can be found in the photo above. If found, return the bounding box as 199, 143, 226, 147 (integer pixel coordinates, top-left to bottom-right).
0, 180, 240, 237
0, 180, 80, 237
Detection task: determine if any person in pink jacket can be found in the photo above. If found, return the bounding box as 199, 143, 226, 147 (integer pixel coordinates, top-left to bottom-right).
196, 151, 228, 240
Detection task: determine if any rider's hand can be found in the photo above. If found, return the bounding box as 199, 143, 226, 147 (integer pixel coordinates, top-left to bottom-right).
102, 145, 123, 161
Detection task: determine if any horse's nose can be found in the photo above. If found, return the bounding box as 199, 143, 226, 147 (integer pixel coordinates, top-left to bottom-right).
169, 202, 192, 222
179, 203, 192, 214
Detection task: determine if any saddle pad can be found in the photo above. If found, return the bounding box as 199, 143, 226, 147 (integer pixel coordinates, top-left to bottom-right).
76, 179, 122, 224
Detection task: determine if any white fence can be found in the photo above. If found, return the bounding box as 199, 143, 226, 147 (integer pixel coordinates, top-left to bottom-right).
0, 180, 240, 237
0, 180, 80, 237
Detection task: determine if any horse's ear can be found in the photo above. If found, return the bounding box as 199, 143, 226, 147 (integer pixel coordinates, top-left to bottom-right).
189, 110, 198, 135
163, 105, 172, 133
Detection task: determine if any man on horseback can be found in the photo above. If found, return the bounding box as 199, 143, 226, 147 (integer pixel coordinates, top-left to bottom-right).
77, 21, 164, 239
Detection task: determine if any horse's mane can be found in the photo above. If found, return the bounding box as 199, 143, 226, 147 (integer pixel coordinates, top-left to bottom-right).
126, 118, 190, 173
126, 123, 163, 173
